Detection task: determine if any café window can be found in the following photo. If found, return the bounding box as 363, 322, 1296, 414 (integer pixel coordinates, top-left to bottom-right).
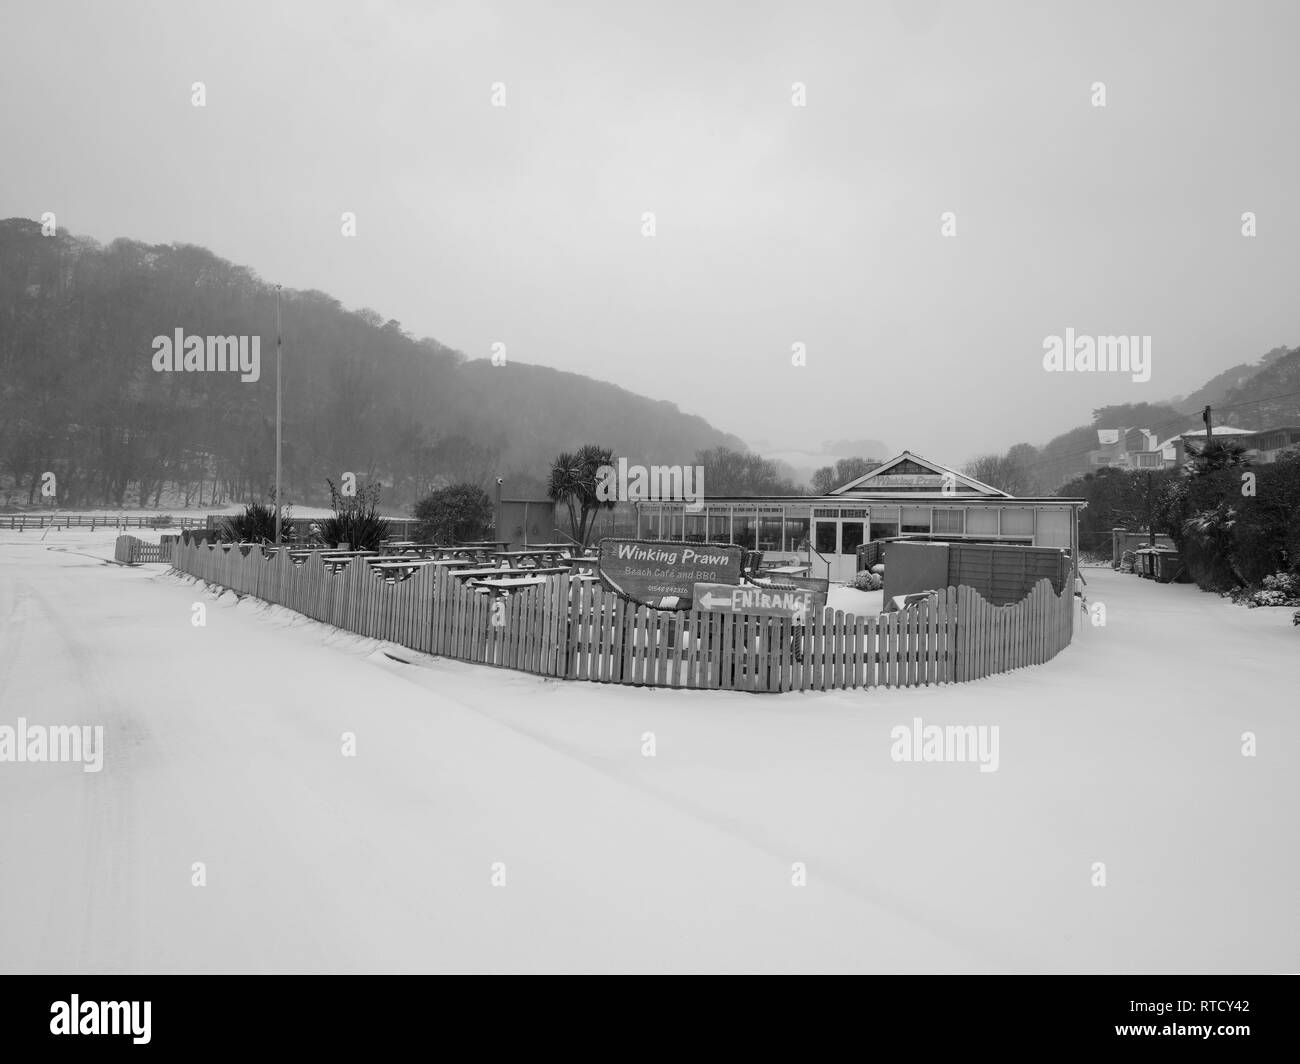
901, 506, 932, 535
869, 505, 899, 542
667, 507, 684, 540
732, 513, 756, 549
684, 512, 707, 542
1000, 508, 1034, 536
933, 508, 965, 535
966, 507, 998, 536
758, 513, 784, 552
814, 521, 838, 555
841, 521, 866, 556
641, 507, 661, 539
707, 511, 730, 542
784, 516, 810, 552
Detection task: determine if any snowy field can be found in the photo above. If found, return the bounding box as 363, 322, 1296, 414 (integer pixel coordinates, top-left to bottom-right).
0, 528, 1296, 973
1, 503, 341, 522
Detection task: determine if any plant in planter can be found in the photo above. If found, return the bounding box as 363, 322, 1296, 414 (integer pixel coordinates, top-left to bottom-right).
220, 502, 287, 543
319, 478, 390, 552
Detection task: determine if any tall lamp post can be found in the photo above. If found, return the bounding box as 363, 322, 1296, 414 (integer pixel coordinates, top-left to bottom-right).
274, 284, 283, 543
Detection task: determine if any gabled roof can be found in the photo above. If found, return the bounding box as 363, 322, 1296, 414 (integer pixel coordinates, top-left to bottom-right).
829, 451, 1012, 498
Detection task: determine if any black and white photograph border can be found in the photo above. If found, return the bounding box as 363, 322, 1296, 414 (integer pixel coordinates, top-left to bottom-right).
0, 0, 1295, 1029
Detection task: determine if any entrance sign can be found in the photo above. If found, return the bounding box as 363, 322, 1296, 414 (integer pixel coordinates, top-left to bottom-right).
598, 539, 743, 610
693, 582, 815, 620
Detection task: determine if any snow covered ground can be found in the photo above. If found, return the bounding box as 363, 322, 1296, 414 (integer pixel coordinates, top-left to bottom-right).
1, 528, 1296, 973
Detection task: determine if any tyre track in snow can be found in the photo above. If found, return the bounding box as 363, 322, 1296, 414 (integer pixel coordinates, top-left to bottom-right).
4, 561, 144, 973
11, 547, 982, 971
365, 655, 1002, 971
162, 569, 984, 970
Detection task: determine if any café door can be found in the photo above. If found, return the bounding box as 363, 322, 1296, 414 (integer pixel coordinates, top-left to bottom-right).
813, 517, 866, 583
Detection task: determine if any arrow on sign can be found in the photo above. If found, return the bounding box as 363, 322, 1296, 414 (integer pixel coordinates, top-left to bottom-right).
693, 582, 815, 619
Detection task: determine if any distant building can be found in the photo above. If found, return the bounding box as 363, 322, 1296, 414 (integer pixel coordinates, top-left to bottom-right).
1169, 425, 1300, 466
1089, 427, 1163, 470
1074, 422, 1298, 476
1247, 426, 1300, 462
629, 450, 1085, 584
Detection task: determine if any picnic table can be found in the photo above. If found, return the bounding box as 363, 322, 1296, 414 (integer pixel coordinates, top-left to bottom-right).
367, 557, 476, 581
384, 543, 456, 557
285, 549, 376, 572
489, 549, 568, 569
524, 542, 598, 561
369, 560, 424, 582
452, 566, 572, 582
283, 548, 376, 556
436, 542, 505, 563
765, 563, 811, 576
366, 555, 474, 565
368, 559, 443, 582
468, 575, 549, 595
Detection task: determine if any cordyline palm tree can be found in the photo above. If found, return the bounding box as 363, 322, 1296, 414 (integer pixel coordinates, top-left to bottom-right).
1186, 438, 1248, 475
547, 444, 615, 547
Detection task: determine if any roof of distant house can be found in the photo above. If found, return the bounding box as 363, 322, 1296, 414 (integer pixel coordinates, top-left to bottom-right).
1178, 426, 1257, 438
1152, 425, 1257, 459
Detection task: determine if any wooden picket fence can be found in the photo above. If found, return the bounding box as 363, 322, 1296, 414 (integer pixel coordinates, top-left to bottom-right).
171, 541, 1075, 692
114, 534, 174, 564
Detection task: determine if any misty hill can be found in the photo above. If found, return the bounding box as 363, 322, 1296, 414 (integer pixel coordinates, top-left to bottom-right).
1166, 345, 1293, 415
822, 438, 890, 461
1214, 347, 1300, 429
0, 219, 744, 509
456, 359, 746, 483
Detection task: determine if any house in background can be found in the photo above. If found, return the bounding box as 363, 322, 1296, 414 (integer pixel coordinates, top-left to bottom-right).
1171, 425, 1300, 466
1089, 428, 1164, 471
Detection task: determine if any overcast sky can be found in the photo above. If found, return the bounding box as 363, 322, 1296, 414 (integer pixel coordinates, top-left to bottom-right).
2, 0, 1297, 466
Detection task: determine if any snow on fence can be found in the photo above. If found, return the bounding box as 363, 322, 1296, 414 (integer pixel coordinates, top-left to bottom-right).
114, 535, 175, 564
171, 541, 1075, 692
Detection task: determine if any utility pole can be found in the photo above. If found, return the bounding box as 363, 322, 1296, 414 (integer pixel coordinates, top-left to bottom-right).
270, 283, 280, 538
495, 476, 503, 545
1146, 471, 1155, 547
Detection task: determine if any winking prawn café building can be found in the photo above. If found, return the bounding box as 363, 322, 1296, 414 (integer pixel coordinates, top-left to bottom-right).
628, 451, 1086, 585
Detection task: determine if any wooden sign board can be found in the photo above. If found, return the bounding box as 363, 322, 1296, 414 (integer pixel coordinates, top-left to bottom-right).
598, 539, 743, 610
693, 582, 816, 620
868, 474, 949, 488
